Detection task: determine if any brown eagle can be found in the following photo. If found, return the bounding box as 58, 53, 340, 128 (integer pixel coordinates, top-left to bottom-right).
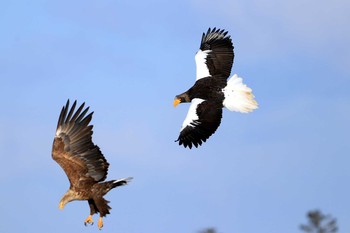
52, 100, 132, 230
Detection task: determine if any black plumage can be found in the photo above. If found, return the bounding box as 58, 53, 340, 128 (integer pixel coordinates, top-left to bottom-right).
199, 28, 234, 78
173, 27, 258, 149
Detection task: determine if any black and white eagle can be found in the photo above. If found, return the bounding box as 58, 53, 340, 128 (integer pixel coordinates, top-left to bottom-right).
173, 28, 258, 149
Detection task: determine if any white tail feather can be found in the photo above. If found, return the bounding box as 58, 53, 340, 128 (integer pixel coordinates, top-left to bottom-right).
113, 177, 133, 185
223, 74, 258, 113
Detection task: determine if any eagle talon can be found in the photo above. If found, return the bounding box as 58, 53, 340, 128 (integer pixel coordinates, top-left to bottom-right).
84, 215, 94, 226
98, 217, 103, 230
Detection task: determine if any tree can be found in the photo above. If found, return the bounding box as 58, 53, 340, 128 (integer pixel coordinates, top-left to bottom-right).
199, 228, 217, 233
300, 210, 338, 233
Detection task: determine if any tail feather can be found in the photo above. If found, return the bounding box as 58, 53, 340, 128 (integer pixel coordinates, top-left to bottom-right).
111, 177, 133, 189
223, 74, 258, 113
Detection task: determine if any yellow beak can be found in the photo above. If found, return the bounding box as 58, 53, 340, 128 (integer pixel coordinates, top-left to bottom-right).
173, 98, 181, 107
59, 202, 64, 210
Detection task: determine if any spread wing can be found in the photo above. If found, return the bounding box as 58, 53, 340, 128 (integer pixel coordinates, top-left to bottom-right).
52, 100, 109, 189
176, 98, 223, 149
195, 27, 234, 81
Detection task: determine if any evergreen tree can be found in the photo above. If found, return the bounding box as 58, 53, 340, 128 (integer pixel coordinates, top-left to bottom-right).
199, 228, 217, 233
300, 210, 338, 233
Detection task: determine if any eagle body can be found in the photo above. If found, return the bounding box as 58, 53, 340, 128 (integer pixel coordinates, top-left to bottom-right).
52, 100, 132, 229
174, 28, 258, 149
178, 76, 227, 101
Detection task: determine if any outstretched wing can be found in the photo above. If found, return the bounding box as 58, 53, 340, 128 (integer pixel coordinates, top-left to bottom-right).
176, 98, 223, 149
52, 100, 109, 189
195, 27, 234, 80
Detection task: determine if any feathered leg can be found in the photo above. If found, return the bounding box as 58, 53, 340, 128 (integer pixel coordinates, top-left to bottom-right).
92, 178, 132, 230
84, 199, 98, 226
93, 197, 111, 230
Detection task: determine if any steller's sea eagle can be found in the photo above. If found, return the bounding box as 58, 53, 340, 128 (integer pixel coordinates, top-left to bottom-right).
52, 100, 132, 229
174, 27, 258, 149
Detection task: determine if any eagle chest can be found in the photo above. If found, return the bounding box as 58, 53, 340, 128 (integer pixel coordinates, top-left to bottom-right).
73, 188, 93, 200
192, 79, 225, 100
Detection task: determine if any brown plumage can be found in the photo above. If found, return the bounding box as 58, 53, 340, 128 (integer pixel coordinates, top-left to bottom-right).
52, 100, 132, 230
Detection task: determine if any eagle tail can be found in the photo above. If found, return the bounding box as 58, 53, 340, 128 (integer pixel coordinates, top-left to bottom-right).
110, 177, 133, 189
223, 74, 258, 113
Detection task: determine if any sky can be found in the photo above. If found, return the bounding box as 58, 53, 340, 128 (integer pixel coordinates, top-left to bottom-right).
0, 0, 349, 233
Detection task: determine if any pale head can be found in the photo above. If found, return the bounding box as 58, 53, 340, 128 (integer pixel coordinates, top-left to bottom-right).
59, 189, 78, 210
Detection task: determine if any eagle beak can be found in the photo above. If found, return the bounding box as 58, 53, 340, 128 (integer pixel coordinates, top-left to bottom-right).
173, 98, 181, 107
59, 202, 65, 210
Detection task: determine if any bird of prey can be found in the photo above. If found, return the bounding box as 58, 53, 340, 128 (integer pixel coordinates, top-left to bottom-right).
52, 100, 132, 229
174, 27, 258, 149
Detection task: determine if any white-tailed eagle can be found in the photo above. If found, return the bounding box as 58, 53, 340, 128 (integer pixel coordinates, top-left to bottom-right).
52, 100, 132, 229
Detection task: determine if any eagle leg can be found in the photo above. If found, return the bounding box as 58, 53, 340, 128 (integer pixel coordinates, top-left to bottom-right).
84, 215, 94, 226
98, 217, 103, 230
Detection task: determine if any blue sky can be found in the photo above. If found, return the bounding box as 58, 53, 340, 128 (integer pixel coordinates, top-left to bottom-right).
1, 0, 349, 232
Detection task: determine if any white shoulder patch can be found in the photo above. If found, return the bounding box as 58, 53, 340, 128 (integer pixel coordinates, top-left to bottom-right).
223, 74, 258, 113
180, 98, 205, 131
195, 49, 211, 80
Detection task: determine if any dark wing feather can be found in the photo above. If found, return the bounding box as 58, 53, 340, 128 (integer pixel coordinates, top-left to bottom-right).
200, 27, 234, 79
176, 100, 223, 149
52, 100, 109, 189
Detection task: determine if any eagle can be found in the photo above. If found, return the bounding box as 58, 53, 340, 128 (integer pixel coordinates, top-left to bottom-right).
173, 28, 258, 149
52, 100, 132, 229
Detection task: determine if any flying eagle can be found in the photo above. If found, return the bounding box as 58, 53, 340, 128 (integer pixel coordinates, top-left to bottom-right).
52, 100, 132, 229
174, 28, 258, 149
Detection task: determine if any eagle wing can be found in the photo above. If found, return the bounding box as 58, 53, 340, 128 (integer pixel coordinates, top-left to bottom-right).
52, 100, 109, 189
176, 98, 223, 149
195, 27, 234, 81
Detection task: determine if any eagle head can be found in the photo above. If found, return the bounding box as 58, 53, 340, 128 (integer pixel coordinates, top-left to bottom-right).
59, 189, 77, 210
174, 93, 190, 107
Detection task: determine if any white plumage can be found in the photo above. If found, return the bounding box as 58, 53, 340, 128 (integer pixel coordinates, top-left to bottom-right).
113, 177, 133, 184
223, 74, 258, 113
180, 98, 205, 131
195, 50, 211, 80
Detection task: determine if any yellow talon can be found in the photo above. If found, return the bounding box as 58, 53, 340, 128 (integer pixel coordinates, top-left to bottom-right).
84, 215, 94, 226
98, 217, 103, 230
